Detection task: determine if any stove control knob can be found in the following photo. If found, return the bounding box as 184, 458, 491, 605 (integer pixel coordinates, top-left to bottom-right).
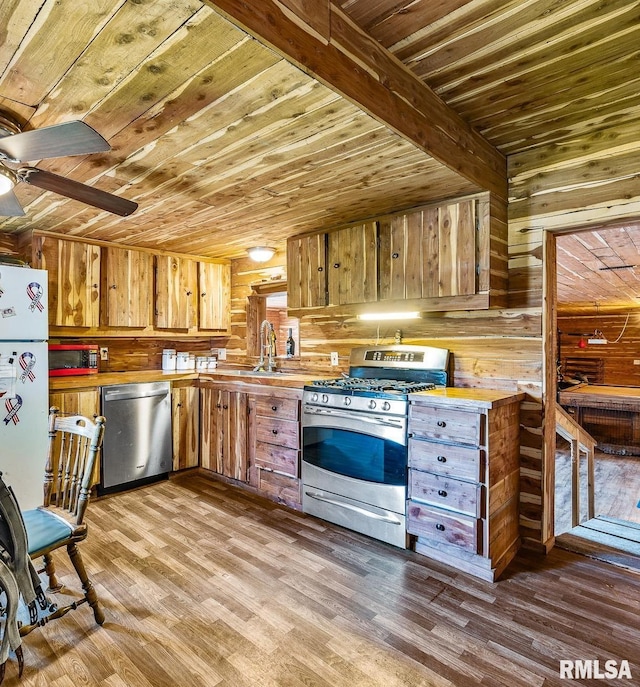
311, 393, 318, 402
322, 394, 329, 404
343, 397, 351, 406
382, 401, 391, 411
368, 399, 377, 410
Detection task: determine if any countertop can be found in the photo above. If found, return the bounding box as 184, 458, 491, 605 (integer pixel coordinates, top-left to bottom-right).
49, 368, 334, 391
409, 387, 525, 409
558, 384, 640, 411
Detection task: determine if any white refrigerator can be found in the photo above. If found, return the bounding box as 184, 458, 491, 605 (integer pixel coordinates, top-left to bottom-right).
0, 263, 49, 510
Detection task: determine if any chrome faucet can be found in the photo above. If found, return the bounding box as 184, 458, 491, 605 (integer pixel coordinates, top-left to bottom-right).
254, 319, 277, 372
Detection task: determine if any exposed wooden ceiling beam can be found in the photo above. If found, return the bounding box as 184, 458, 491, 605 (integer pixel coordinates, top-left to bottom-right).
205, 0, 507, 201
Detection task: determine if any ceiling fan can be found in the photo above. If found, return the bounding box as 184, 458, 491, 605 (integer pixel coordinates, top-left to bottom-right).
0, 111, 137, 218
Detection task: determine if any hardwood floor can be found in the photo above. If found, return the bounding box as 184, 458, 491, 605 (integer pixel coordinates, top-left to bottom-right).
6, 474, 640, 687
554, 441, 640, 535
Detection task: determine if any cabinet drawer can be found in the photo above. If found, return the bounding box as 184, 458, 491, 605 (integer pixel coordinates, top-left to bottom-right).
257, 467, 301, 509
407, 501, 481, 553
408, 438, 483, 482
255, 396, 299, 420
255, 416, 299, 449
408, 470, 482, 517
254, 442, 299, 477
409, 405, 482, 445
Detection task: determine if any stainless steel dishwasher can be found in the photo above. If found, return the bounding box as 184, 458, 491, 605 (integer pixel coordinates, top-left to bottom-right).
100, 381, 172, 493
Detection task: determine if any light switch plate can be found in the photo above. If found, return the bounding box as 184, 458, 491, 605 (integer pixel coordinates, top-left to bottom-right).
330, 351, 339, 366
100, 347, 108, 361
217, 348, 227, 360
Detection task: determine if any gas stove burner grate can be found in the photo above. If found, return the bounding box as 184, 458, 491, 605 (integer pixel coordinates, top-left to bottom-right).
309, 377, 436, 394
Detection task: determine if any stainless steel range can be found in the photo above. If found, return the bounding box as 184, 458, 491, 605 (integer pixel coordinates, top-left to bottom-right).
301, 344, 449, 548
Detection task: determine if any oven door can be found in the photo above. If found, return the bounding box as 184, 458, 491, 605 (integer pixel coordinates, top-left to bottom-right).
301, 404, 408, 547
301, 404, 407, 485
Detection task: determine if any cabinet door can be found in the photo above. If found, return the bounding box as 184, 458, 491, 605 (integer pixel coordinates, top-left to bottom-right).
172, 385, 199, 471
198, 262, 230, 331
200, 387, 248, 481
105, 246, 153, 327
224, 391, 248, 482
327, 222, 377, 306
422, 199, 476, 298
378, 211, 424, 300
36, 238, 101, 328
155, 255, 197, 329
379, 200, 477, 301
287, 233, 327, 309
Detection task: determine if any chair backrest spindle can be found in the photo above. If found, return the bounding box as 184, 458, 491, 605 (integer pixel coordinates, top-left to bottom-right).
43, 408, 106, 524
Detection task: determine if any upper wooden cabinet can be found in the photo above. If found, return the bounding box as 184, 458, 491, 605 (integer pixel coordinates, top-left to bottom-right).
34, 235, 100, 328
286, 233, 327, 309
105, 246, 153, 328
287, 193, 505, 314
286, 222, 377, 309
155, 255, 198, 330
198, 261, 231, 332
327, 222, 378, 306
155, 256, 230, 332
30, 232, 231, 335
378, 199, 477, 301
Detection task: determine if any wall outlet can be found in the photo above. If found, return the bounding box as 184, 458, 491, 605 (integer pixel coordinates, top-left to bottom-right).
330, 351, 339, 366
100, 347, 108, 361
217, 348, 227, 361
634, 360, 640, 365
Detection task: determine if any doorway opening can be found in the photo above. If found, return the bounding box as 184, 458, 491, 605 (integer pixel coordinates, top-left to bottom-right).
551, 224, 640, 565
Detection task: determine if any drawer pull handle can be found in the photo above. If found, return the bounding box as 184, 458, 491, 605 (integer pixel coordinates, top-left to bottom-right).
272, 429, 278, 435
438, 489, 447, 497
437, 455, 447, 463
437, 420, 446, 427
271, 405, 277, 411
435, 524, 445, 531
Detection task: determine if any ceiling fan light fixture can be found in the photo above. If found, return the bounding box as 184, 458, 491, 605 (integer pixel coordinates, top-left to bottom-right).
0, 166, 17, 196
247, 246, 276, 262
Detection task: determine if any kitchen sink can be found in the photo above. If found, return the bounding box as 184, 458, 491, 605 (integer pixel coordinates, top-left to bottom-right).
214, 369, 292, 377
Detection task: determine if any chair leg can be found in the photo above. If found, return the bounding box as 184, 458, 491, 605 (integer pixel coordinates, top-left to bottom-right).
43, 553, 62, 592
67, 543, 104, 626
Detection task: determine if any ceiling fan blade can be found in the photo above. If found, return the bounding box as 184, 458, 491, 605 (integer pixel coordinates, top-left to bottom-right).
0, 189, 25, 217
21, 167, 137, 217
0, 121, 111, 162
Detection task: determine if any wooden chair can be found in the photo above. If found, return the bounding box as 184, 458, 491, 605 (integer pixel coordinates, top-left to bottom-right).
19, 407, 106, 635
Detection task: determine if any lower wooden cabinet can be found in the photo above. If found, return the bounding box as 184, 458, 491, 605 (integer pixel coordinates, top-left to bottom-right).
407, 389, 523, 582
200, 386, 248, 482
248, 391, 302, 509
171, 384, 199, 471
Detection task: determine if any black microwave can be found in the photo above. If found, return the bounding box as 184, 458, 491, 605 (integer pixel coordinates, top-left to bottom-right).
49, 344, 99, 376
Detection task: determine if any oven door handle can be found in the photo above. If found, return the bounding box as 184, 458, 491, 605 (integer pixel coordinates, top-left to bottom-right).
303, 406, 405, 429
304, 491, 403, 525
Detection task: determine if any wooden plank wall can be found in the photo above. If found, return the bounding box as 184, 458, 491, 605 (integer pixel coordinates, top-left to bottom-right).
508, 115, 640, 548
51, 337, 217, 373
0, 233, 18, 256
558, 313, 640, 386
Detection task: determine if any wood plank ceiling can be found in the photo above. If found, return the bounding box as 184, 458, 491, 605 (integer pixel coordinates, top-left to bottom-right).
0, 0, 639, 279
